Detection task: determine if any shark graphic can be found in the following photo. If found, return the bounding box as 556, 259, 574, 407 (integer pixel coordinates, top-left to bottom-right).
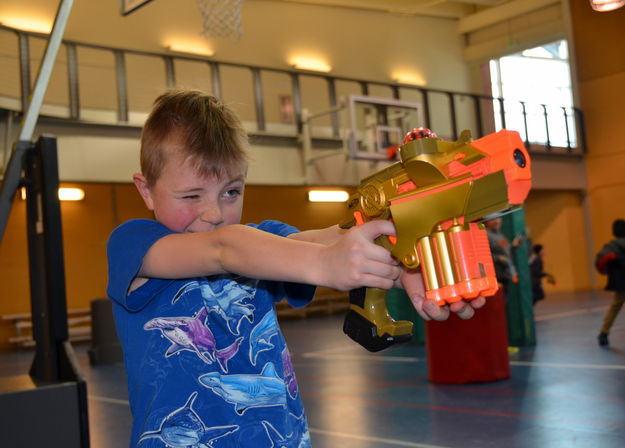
261, 413, 311, 448
144, 308, 242, 372
249, 310, 279, 366
281, 348, 298, 399
172, 278, 256, 335
198, 362, 287, 415
138, 391, 238, 447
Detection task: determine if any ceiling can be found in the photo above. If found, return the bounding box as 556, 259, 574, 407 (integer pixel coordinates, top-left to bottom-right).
0, 0, 529, 46
0, 0, 557, 68
256, 0, 510, 19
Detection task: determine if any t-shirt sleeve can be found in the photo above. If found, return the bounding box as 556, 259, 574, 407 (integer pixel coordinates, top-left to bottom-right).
249, 220, 316, 308
106, 219, 175, 311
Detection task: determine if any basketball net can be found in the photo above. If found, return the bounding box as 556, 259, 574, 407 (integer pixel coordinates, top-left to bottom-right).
195, 0, 244, 41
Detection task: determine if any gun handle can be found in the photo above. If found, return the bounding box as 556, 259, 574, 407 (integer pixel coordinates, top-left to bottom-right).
343, 287, 413, 352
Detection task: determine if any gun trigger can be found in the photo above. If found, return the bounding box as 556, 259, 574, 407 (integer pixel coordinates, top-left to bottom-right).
353, 211, 365, 226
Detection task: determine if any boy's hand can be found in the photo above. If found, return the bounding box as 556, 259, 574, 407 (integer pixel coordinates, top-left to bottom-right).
400, 268, 486, 321
321, 220, 401, 291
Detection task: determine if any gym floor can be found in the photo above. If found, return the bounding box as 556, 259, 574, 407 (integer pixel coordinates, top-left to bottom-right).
2, 289, 625, 448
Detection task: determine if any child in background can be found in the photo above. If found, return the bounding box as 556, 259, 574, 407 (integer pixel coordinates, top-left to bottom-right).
529, 244, 556, 305
107, 89, 484, 447
596, 219, 625, 347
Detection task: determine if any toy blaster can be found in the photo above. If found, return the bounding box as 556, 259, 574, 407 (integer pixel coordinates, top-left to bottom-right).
341, 128, 532, 352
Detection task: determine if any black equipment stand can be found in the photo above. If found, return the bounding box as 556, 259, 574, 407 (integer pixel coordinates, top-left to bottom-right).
0, 136, 90, 447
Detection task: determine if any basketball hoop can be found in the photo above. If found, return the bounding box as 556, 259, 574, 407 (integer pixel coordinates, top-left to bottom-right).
195, 0, 244, 41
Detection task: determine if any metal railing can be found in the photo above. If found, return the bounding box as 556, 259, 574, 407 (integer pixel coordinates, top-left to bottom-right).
0, 24, 586, 154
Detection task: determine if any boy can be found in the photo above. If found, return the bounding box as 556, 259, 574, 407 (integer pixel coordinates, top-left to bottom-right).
596, 219, 625, 346
107, 89, 483, 447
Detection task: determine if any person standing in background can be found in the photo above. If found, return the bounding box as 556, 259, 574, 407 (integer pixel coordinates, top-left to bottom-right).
485, 217, 523, 296
596, 219, 625, 347
529, 244, 556, 305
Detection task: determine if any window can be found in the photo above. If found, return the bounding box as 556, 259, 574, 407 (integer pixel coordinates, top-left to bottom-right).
490, 40, 576, 148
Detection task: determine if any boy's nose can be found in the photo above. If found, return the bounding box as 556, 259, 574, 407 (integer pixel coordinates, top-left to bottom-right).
199, 204, 224, 225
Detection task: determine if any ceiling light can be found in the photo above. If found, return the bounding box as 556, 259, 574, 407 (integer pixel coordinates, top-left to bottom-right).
20, 187, 85, 201
0, 17, 52, 34
392, 72, 426, 86
589, 0, 625, 11
290, 57, 331, 73
308, 190, 349, 203
58, 188, 85, 201
165, 43, 214, 57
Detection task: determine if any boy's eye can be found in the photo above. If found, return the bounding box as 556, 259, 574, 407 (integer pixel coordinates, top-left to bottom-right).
181, 194, 200, 200
224, 188, 242, 199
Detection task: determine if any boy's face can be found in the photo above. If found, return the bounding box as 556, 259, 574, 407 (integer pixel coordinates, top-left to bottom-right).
134, 149, 245, 233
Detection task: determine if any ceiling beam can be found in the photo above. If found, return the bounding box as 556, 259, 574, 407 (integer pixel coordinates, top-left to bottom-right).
457, 0, 560, 33
453, 0, 507, 5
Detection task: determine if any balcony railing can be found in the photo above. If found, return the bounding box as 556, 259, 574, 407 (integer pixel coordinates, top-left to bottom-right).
0, 24, 585, 155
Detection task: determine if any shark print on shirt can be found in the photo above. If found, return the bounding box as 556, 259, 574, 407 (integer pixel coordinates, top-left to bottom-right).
172, 277, 257, 336
249, 310, 279, 366
138, 391, 239, 447
144, 307, 242, 372
198, 362, 288, 415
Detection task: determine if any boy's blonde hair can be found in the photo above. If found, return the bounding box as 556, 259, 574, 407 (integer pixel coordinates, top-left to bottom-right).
140, 89, 249, 186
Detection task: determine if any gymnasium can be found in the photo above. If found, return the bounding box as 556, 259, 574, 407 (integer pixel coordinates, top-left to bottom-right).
0, 1, 624, 447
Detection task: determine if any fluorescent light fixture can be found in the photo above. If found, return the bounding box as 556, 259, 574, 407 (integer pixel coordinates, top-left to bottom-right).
166, 43, 214, 57
58, 187, 85, 201
589, 0, 625, 11
308, 190, 349, 203
20, 187, 85, 201
0, 17, 52, 34
290, 57, 331, 73
392, 72, 426, 86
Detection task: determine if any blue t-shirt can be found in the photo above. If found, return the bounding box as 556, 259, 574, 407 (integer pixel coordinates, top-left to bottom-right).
107, 219, 315, 448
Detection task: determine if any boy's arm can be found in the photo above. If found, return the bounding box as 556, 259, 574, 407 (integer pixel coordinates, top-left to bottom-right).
138, 221, 401, 291
286, 224, 345, 245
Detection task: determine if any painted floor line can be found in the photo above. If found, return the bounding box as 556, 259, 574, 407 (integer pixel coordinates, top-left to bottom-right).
534, 305, 608, 321
309, 428, 448, 448
509, 360, 625, 370
301, 351, 625, 371
90, 395, 129, 405
302, 352, 420, 363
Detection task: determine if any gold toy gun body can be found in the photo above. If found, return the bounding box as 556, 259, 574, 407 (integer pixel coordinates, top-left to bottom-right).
341, 128, 532, 352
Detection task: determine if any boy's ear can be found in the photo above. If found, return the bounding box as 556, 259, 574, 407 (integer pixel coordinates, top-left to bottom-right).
133, 173, 155, 211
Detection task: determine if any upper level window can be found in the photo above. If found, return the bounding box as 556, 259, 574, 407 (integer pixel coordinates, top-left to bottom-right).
490, 40, 576, 148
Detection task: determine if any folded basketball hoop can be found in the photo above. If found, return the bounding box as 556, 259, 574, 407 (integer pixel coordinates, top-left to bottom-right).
196, 0, 244, 41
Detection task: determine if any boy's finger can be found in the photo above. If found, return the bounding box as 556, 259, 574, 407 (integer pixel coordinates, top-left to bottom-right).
422, 299, 450, 321
357, 220, 396, 239
358, 260, 401, 282
358, 274, 395, 291
449, 301, 475, 320
366, 243, 398, 264
470, 297, 486, 309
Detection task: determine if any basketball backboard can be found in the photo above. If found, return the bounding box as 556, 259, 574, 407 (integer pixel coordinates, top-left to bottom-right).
120, 0, 155, 16
345, 95, 423, 161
